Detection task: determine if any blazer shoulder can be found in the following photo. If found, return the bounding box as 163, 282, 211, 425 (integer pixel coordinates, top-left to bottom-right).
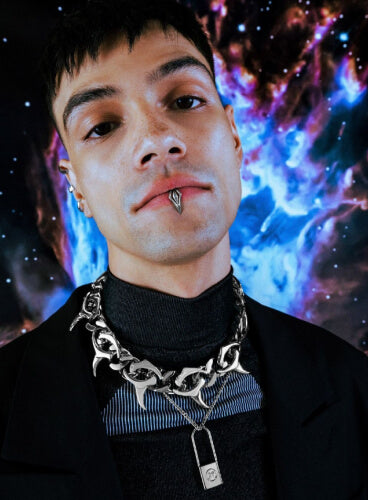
245, 293, 368, 371
0, 283, 92, 431
0, 283, 91, 365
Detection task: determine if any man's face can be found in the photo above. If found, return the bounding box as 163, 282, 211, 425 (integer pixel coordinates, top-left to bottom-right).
53, 25, 243, 266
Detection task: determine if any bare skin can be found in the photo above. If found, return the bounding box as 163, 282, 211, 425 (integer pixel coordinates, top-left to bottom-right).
54, 23, 243, 298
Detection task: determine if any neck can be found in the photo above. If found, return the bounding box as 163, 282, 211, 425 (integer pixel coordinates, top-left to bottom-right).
107, 233, 231, 298
101, 265, 236, 369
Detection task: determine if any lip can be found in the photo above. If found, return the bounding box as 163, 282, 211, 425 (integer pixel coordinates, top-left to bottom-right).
134, 175, 211, 212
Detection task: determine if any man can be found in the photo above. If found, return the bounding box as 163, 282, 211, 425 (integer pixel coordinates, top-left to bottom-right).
0, 0, 367, 498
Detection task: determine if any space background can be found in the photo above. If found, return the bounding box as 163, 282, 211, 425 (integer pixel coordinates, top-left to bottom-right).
0, 0, 367, 351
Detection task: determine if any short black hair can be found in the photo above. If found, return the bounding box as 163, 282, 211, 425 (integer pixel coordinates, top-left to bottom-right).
40, 0, 215, 127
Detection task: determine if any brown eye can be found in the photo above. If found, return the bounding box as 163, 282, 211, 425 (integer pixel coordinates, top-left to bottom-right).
87, 121, 117, 139
175, 96, 203, 110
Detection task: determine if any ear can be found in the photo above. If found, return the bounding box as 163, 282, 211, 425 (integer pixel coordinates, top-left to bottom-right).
58, 158, 93, 218
224, 105, 243, 169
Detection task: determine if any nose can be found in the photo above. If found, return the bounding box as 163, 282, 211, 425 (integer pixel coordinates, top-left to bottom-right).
133, 115, 187, 169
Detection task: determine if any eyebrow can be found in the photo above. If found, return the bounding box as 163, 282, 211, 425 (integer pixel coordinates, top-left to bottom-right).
63, 86, 119, 133
146, 55, 214, 85
62, 55, 214, 134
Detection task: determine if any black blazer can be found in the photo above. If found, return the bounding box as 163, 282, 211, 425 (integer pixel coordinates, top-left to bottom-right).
0, 284, 367, 499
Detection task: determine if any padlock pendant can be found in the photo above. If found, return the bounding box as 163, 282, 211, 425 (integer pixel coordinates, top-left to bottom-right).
199, 461, 223, 489
191, 427, 223, 490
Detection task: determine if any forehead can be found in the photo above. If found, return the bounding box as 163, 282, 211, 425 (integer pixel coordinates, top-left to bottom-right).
53, 26, 213, 120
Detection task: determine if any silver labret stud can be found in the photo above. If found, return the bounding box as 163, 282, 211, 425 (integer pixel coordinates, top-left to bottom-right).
168, 188, 183, 214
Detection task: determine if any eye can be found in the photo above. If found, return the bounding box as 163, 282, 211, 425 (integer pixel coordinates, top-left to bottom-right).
85, 121, 118, 139
174, 95, 205, 110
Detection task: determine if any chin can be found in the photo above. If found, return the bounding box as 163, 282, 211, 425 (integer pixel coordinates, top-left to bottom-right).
134, 224, 227, 265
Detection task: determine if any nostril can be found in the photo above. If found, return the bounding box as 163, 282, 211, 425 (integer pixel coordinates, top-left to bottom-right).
169, 147, 181, 154
141, 146, 183, 165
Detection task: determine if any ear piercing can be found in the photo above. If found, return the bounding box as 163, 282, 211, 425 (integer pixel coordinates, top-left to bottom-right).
58, 165, 85, 213
168, 188, 183, 214
58, 165, 76, 193
58, 165, 68, 174
77, 200, 84, 213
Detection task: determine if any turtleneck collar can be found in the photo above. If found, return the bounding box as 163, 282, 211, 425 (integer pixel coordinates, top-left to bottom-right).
101, 267, 236, 368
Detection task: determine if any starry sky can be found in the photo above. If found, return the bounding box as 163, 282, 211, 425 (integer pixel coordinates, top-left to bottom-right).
0, 0, 367, 350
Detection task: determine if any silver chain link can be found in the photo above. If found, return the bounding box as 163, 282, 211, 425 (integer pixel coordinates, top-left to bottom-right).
70, 272, 250, 410
162, 371, 232, 431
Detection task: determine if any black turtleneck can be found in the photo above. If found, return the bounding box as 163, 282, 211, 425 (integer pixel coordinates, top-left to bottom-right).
90, 268, 276, 499
101, 267, 236, 368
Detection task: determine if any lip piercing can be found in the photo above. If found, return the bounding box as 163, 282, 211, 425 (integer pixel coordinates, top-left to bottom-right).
168, 189, 183, 214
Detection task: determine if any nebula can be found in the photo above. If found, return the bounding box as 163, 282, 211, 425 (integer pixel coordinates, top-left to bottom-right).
1, 0, 367, 349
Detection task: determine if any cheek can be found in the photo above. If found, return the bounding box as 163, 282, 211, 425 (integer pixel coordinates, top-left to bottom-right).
188, 117, 241, 207
213, 133, 242, 213
72, 151, 118, 196
196, 113, 236, 159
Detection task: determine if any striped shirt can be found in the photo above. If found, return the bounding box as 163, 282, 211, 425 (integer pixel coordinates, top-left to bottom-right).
102, 370, 264, 435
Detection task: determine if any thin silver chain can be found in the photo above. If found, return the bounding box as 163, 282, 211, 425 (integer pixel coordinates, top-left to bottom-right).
162, 371, 232, 431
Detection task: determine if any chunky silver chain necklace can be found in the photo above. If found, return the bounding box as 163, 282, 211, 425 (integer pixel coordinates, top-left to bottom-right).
70, 272, 250, 490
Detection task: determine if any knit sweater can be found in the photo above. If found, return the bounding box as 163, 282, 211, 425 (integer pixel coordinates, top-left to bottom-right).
89, 268, 276, 499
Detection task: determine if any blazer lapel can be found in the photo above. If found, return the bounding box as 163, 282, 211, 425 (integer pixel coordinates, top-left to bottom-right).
1, 287, 123, 500
245, 296, 339, 499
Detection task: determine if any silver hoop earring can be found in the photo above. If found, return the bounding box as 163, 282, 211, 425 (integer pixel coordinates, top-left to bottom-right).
77, 200, 84, 213
58, 165, 68, 174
